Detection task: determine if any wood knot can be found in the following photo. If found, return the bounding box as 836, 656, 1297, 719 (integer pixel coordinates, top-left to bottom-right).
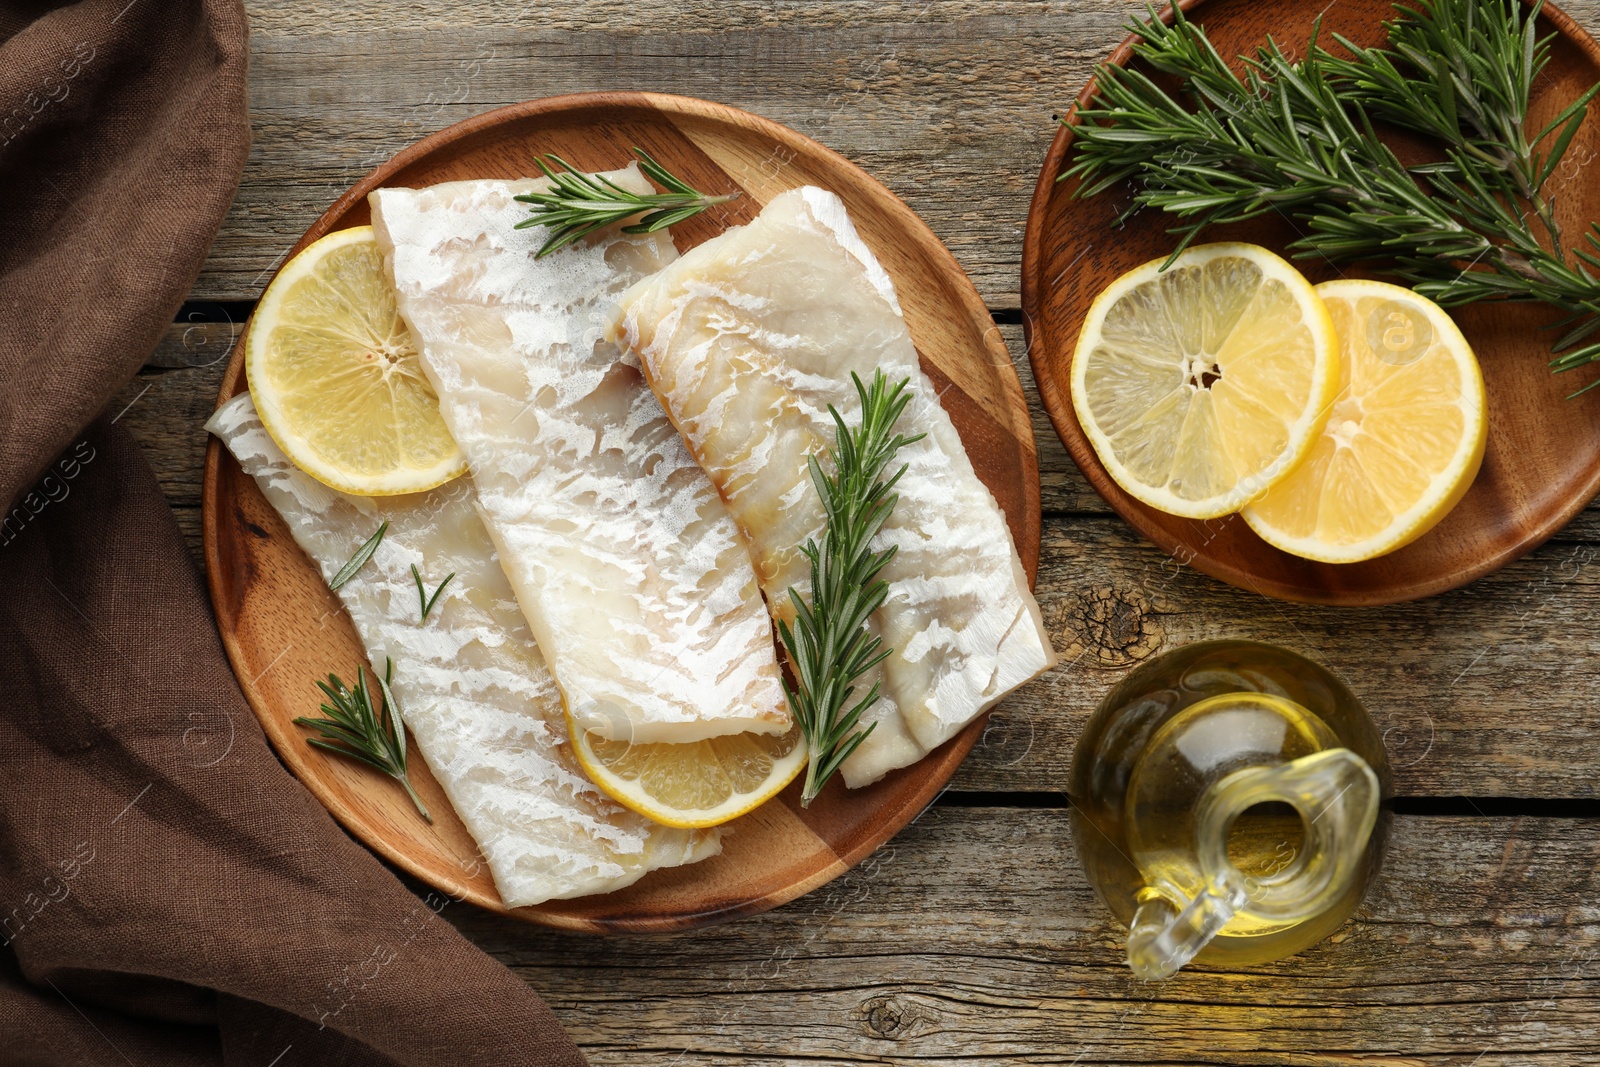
1056, 586, 1162, 667
860, 995, 913, 1039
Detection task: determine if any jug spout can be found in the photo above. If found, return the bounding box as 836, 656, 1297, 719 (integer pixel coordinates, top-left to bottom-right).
1128, 879, 1248, 980
1127, 746, 1381, 980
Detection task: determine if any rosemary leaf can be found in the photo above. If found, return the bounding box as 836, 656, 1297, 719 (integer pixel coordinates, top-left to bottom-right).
410, 564, 455, 625
329, 521, 387, 590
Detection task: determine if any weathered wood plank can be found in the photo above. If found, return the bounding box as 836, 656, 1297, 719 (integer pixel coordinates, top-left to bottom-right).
113, 328, 237, 516
197, 1, 1132, 309
988, 517, 1600, 800
441, 805, 1600, 1065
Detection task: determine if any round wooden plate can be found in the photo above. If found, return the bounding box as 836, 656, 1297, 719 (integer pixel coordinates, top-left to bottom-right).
1024, 0, 1600, 605
202, 93, 1041, 933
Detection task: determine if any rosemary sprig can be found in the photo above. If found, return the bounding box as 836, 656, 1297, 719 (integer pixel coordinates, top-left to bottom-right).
329, 521, 387, 590
512, 147, 740, 257
294, 658, 430, 822
779, 370, 924, 806
1320, 0, 1600, 248
1064, 0, 1600, 384
410, 564, 454, 624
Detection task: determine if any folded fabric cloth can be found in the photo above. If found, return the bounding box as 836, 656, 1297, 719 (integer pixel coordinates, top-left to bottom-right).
0, 2, 587, 1064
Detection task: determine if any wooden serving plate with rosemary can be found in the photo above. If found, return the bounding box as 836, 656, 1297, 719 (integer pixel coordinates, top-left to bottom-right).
201, 92, 1041, 933
1024, 0, 1600, 605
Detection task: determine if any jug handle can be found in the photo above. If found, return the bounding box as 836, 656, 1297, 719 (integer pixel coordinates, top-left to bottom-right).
1126, 747, 1380, 980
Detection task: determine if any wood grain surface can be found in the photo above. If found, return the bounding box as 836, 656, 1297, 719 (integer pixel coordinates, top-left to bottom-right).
451, 806, 1600, 1066
1025, 0, 1600, 605
200, 93, 1040, 931
93, 1, 1600, 1061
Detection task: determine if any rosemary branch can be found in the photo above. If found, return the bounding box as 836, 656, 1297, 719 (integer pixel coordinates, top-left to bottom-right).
512, 147, 740, 257
294, 659, 430, 822
1319, 0, 1599, 249
779, 370, 924, 806
1064, 0, 1600, 384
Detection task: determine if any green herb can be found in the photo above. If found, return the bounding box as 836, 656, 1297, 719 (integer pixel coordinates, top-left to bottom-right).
410, 564, 454, 624
512, 147, 740, 258
1318, 0, 1598, 243
779, 370, 924, 806
1063, 0, 1600, 385
294, 659, 430, 822
329, 521, 387, 590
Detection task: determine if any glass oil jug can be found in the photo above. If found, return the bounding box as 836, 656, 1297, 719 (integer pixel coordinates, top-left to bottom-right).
1068, 640, 1390, 979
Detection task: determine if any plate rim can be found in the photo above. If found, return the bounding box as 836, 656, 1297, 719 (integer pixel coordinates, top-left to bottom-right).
202, 91, 1038, 932
1020, 0, 1600, 606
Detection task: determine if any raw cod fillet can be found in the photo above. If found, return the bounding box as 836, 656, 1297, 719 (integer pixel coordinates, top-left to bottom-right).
610, 186, 1057, 787
207, 393, 720, 908
368, 167, 788, 745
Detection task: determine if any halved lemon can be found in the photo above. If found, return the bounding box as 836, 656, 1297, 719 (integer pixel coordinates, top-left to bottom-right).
245, 226, 465, 496
570, 719, 806, 829
1241, 280, 1486, 563
1071, 242, 1340, 518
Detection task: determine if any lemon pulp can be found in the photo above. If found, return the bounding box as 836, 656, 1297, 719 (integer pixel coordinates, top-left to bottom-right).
1071, 242, 1340, 519
571, 719, 806, 829
1242, 279, 1486, 563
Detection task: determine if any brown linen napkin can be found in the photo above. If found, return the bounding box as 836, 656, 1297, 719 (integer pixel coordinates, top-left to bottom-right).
0, 3, 588, 1065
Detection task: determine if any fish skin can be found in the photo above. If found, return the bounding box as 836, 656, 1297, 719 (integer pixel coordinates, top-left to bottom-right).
207, 393, 720, 908
368, 166, 788, 745
611, 186, 1057, 787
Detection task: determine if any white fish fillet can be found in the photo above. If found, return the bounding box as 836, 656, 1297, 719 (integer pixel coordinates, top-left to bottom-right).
611, 186, 1057, 787
207, 393, 720, 908
368, 167, 788, 745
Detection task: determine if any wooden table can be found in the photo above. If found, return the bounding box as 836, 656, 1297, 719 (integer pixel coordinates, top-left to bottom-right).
124, 3, 1600, 1062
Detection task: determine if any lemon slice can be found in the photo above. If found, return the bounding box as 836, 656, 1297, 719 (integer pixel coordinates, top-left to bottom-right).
245, 226, 465, 496
1071, 242, 1340, 519
1242, 280, 1486, 563
570, 718, 806, 829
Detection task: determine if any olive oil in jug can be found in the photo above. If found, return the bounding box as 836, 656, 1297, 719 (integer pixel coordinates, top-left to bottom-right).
1068, 640, 1391, 978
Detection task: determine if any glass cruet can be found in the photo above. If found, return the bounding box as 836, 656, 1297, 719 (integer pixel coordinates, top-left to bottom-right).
1068, 640, 1391, 979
